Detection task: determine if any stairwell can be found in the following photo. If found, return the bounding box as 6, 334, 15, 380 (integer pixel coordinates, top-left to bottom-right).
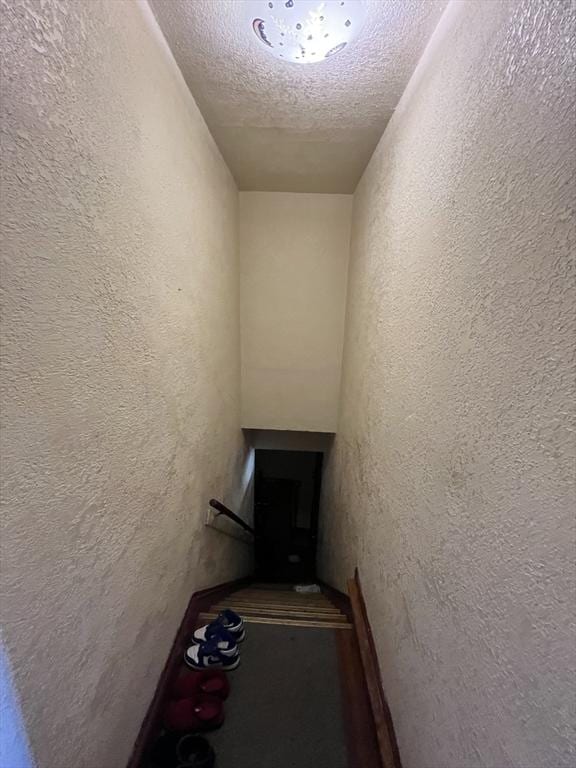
197, 584, 352, 767
134, 579, 386, 768
2, 2, 573, 767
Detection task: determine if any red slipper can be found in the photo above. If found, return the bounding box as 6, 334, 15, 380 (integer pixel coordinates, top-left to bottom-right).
190, 694, 225, 730
163, 698, 200, 732
172, 670, 230, 701
164, 694, 224, 733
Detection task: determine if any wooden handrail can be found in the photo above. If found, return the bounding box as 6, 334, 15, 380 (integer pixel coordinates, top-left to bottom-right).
209, 498, 255, 536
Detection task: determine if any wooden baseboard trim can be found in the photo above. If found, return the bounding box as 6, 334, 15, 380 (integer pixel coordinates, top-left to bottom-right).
336, 628, 382, 768
348, 568, 403, 768
126, 574, 252, 768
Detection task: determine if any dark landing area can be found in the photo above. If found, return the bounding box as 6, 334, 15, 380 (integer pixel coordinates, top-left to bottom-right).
209, 623, 348, 768
255, 449, 323, 583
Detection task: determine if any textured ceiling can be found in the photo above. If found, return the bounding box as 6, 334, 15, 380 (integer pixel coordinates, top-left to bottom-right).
150, 0, 448, 193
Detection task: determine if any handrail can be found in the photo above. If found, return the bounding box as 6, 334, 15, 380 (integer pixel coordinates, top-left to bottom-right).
209, 499, 255, 536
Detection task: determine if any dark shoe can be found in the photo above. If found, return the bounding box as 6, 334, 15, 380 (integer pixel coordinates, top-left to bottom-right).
184, 637, 239, 671
176, 735, 215, 768
192, 609, 245, 644
149, 731, 183, 768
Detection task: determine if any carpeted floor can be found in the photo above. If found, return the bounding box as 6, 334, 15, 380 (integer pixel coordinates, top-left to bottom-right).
209, 623, 348, 768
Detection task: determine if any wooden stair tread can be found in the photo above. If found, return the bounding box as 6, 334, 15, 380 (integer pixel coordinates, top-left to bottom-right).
232, 591, 331, 600
227, 597, 335, 608
210, 606, 349, 622
218, 601, 342, 614
230, 589, 329, 600
199, 612, 351, 630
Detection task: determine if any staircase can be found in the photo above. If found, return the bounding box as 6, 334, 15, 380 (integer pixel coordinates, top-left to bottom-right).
130, 578, 388, 768
200, 584, 352, 630
194, 582, 353, 768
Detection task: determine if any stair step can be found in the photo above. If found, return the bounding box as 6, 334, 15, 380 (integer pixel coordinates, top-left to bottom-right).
230, 593, 332, 605
211, 606, 349, 622
248, 583, 303, 590
234, 589, 328, 600
219, 601, 342, 615
199, 612, 351, 630
231, 591, 329, 597
210, 599, 342, 616
235, 587, 327, 593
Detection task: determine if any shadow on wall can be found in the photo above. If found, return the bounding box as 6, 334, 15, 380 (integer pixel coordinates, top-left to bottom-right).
0, 641, 35, 768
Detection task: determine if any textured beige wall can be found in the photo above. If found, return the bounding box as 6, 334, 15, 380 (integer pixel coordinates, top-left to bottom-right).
0, 1, 252, 766
318, 1, 576, 766
240, 192, 352, 432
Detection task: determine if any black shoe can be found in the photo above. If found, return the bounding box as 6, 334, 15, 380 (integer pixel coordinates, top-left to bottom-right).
176, 735, 215, 768
149, 731, 181, 768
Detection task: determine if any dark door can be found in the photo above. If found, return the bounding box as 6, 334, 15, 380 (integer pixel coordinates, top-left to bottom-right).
254, 450, 323, 582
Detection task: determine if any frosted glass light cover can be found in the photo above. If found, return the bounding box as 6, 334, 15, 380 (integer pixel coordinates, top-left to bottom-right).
248, 0, 367, 64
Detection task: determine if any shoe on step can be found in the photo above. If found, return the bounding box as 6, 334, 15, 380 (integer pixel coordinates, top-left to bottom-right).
149, 732, 215, 768
149, 731, 181, 768
172, 670, 230, 701
163, 698, 201, 732
192, 610, 245, 644
176, 734, 215, 768
164, 694, 224, 733
195, 627, 238, 658
184, 638, 240, 671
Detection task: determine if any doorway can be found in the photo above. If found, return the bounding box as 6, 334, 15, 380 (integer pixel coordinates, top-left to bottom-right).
254, 449, 323, 582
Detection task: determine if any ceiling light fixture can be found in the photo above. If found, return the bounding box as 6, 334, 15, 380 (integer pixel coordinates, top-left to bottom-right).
248, 0, 367, 64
